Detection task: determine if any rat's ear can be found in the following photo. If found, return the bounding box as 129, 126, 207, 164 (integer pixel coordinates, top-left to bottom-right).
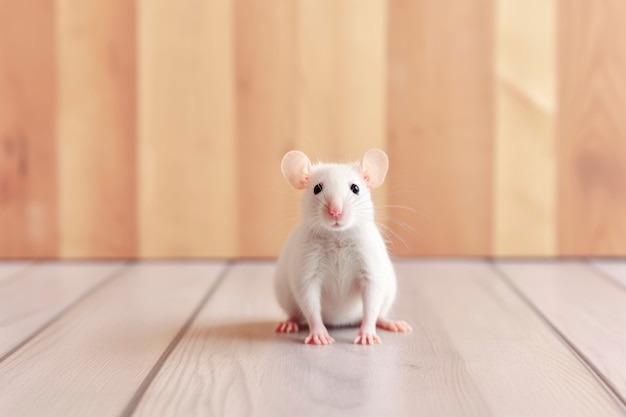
281, 150, 312, 189
360, 149, 389, 189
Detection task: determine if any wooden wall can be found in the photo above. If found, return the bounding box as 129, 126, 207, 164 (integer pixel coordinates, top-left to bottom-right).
1, 0, 625, 259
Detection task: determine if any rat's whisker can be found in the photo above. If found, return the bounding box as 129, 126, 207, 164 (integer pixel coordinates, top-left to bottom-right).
376, 222, 411, 251
374, 205, 431, 222
374, 214, 416, 233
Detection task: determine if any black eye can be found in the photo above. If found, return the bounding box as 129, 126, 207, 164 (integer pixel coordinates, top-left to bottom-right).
350, 184, 359, 195
313, 184, 323, 195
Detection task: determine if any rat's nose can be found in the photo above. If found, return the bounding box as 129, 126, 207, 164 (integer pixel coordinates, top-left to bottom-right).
327, 205, 343, 218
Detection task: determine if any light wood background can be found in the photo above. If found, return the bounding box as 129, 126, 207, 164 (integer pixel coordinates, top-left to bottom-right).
1, 0, 625, 259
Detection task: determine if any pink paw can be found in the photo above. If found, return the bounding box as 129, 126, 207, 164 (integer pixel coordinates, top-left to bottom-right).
353, 332, 381, 345
276, 320, 299, 333
376, 319, 412, 333
304, 331, 335, 345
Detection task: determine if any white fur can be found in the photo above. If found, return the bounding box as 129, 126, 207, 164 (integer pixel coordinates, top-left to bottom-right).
275, 150, 398, 343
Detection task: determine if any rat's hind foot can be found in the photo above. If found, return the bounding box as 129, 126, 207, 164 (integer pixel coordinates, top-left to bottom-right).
376, 318, 412, 333
276, 319, 299, 333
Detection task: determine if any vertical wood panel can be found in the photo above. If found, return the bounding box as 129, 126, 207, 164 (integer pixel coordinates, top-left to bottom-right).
493, 0, 556, 256
296, 0, 386, 159
57, 0, 137, 258
0, 1, 57, 258
387, 0, 494, 256
2, 1, 626, 259
235, 0, 295, 257
139, 0, 237, 257
558, 1, 626, 256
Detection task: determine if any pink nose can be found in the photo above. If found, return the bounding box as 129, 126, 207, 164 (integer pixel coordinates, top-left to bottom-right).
327, 206, 343, 218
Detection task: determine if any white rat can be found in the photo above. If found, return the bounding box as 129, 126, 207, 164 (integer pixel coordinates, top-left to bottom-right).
274, 149, 411, 345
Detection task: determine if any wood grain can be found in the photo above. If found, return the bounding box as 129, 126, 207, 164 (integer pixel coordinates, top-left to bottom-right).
3, 1, 626, 258
558, 1, 626, 255
138, 0, 237, 258
0, 0, 57, 257
0, 262, 30, 282
494, 0, 557, 256
394, 261, 622, 416
0, 262, 123, 359
235, 0, 296, 257
295, 0, 386, 159
387, 0, 494, 256
134, 260, 622, 416
0, 262, 225, 417
593, 260, 626, 288
498, 261, 626, 404
57, 0, 137, 258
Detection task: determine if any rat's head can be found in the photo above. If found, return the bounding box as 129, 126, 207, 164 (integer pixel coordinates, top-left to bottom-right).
281, 149, 389, 232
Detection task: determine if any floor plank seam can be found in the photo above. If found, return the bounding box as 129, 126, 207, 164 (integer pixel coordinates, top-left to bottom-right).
118, 260, 235, 417
584, 261, 626, 293
489, 262, 626, 413
0, 262, 131, 364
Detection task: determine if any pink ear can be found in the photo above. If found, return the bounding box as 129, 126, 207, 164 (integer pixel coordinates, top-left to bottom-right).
281, 150, 312, 189
360, 149, 389, 189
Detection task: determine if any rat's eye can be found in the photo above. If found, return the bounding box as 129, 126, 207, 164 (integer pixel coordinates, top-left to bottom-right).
313, 184, 323, 195
350, 184, 359, 195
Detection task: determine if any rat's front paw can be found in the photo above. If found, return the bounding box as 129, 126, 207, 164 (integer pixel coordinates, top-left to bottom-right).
304, 331, 335, 345
353, 332, 381, 345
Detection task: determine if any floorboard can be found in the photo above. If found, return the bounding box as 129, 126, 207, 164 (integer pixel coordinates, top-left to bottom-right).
0, 262, 226, 417
592, 261, 626, 289
497, 261, 626, 408
0, 262, 31, 282
132, 260, 624, 417
0, 262, 123, 360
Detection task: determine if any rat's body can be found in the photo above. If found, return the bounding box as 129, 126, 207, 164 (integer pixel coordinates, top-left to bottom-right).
275, 151, 411, 345
275, 214, 396, 327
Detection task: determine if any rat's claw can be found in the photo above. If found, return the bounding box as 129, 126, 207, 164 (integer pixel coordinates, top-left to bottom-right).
354, 332, 381, 345
276, 320, 299, 333
305, 332, 335, 345
376, 318, 412, 333
395, 320, 412, 332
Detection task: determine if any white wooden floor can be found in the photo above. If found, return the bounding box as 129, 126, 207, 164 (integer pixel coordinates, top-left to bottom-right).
1, 260, 626, 417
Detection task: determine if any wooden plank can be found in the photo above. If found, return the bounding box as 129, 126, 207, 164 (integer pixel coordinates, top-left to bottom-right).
0, 262, 123, 360
498, 261, 626, 404
0, 0, 57, 258
593, 260, 626, 288
387, 0, 494, 256
296, 0, 386, 159
133, 261, 622, 416
0, 262, 226, 417
493, 0, 557, 256
138, 0, 237, 257
0, 262, 30, 282
57, 0, 137, 258
558, 1, 626, 256
234, 0, 295, 257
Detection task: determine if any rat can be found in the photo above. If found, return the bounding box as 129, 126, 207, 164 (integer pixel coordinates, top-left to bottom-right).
274, 149, 412, 345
